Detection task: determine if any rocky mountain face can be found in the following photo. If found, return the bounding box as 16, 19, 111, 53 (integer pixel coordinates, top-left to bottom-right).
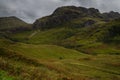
33, 6, 120, 30
102, 11, 120, 20
0, 6, 120, 44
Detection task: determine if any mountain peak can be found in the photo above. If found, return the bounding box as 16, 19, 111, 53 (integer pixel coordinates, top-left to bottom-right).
33, 6, 120, 30
52, 6, 100, 16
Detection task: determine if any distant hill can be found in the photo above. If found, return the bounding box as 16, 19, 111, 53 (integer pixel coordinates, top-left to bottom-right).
0, 16, 30, 31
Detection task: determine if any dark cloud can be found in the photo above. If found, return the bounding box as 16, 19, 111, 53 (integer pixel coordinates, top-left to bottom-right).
0, 0, 120, 23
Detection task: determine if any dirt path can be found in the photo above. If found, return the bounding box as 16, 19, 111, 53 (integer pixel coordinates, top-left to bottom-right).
28, 31, 38, 39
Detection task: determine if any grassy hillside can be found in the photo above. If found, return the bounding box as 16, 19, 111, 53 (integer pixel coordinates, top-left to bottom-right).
0, 39, 120, 80
0, 6, 120, 80
96, 18, 120, 43
5, 44, 85, 59
8, 20, 120, 55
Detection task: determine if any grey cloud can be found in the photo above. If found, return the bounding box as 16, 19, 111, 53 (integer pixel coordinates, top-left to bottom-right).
77, 0, 120, 12
0, 0, 120, 23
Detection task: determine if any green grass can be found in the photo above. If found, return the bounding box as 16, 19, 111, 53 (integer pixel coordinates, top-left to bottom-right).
9, 43, 85, 59
9, 28, 76, 44
0, 70, 14, 80
0, 38, 120, 80
8, 25, 120, 56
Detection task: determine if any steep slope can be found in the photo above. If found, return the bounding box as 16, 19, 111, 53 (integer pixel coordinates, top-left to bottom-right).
95, 18, 120, 43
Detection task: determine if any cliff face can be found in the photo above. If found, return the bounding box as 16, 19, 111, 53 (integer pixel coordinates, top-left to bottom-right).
33, 6, 120, 30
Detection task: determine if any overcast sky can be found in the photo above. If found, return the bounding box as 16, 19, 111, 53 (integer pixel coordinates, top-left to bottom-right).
0, 0, 120, 23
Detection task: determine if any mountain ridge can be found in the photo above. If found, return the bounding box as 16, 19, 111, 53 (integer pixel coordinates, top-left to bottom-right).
33, 6, 120, 30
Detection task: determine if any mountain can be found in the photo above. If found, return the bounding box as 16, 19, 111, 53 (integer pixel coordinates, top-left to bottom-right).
3, 6, 119, 55
0, 6, 120, 80
33, 6, 120, 30
6, 6, 119, 54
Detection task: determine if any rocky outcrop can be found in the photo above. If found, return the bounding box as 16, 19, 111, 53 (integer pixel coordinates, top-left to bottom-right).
102, 11, 120, 20
33, 6, 120, 30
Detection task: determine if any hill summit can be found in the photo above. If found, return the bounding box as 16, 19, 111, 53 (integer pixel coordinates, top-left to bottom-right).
0, 16, 28, 31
